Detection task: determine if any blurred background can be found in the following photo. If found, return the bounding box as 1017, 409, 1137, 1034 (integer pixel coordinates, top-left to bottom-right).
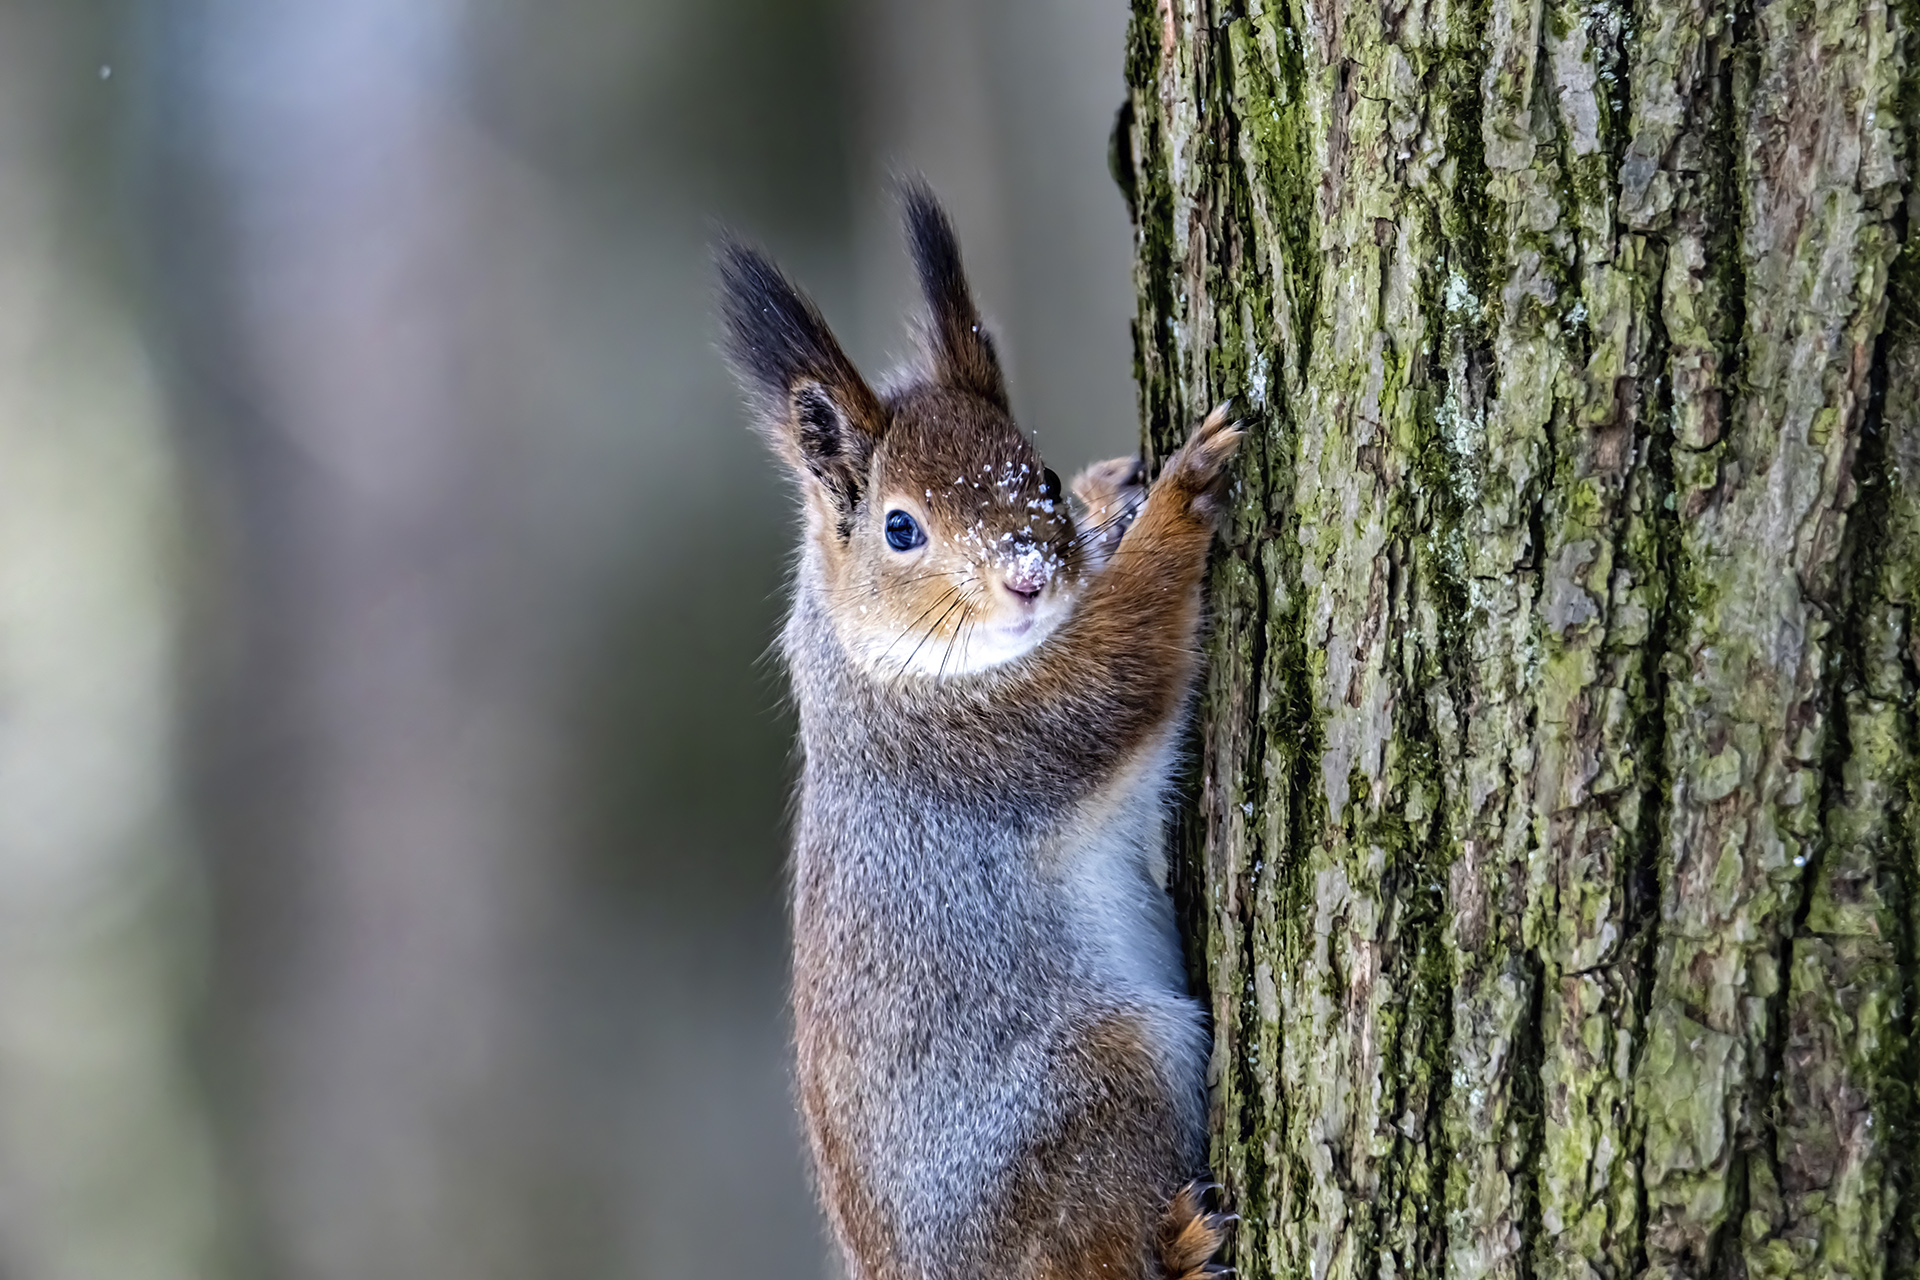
0, 0, 1138, 1276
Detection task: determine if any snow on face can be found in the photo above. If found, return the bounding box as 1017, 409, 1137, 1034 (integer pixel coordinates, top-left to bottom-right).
849, 452, 1081, 680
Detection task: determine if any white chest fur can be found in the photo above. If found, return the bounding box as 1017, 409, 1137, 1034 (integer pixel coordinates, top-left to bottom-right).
1047, 728, 1207, 1086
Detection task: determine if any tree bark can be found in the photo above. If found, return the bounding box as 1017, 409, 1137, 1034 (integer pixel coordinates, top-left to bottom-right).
1116, 0, 1920, 1276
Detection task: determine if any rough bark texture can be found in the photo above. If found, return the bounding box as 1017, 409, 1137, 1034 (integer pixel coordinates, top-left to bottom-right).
1117, 0, 1920, 1275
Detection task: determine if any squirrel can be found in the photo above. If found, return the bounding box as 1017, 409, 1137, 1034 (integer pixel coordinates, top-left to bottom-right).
718, 183, 1241, 1280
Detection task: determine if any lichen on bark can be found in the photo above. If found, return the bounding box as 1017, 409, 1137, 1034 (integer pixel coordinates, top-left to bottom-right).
1121, 0, 1920, 1275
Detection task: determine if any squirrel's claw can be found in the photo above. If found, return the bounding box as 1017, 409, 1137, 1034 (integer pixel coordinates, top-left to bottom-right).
1159, 1178, 1238, 1280
1157, 404, 1245, 512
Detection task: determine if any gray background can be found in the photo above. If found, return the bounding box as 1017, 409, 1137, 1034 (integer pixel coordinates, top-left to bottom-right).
0, 0, 1138, 1277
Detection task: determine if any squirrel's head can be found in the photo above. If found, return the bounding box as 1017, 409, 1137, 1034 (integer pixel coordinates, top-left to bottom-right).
720, 184, 1087, 679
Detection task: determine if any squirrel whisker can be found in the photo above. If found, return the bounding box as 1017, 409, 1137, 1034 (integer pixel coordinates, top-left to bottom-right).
938, 587, 984, 681
1065, 507, 1137, 552
818, 567, 971, 598
877, 584, 963, 668
901, 588, 971, 675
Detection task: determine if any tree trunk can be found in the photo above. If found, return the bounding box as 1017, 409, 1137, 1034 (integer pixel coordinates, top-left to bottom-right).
0, 6, 232, 1275
1116, 0, 1920, 1276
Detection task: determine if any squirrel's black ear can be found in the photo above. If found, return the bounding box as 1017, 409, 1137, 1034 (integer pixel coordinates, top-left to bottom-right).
900, 182, 1008, 411
718, 241, 885, 521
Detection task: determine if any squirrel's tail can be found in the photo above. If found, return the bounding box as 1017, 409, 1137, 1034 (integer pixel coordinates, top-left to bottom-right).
1157, 1181, 1236, 1280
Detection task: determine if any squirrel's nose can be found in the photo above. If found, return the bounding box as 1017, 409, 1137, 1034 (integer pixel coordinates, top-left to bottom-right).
1003, 542, 1047, 601
1004, 574, 1043, 602
1006, 537, 1052, 606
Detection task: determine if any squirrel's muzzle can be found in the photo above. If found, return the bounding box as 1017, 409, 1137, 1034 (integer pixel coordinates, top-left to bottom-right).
1001, 538, 1050, 601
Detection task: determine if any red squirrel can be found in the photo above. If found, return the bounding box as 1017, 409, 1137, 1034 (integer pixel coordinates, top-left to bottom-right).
719, 184, 1239, 1280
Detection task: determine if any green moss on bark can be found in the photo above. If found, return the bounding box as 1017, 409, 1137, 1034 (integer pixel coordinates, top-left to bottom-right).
1126, 0, 1918, 1276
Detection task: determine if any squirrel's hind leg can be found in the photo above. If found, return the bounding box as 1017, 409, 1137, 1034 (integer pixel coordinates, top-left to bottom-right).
1157, 1181, 1237, 1280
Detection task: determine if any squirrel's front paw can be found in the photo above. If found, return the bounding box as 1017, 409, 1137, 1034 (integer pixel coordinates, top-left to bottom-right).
1158, 1180, 1237, 1280
1071, 455, 1147, 570
1156, 406, 1244, 520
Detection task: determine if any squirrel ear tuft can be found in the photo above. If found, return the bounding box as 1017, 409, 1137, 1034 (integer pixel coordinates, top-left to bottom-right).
900, 182, 1008, 411
718, 240, 884, 521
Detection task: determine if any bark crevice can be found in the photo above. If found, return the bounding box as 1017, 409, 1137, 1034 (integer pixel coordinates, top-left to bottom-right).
1626, 260, 1680, 1280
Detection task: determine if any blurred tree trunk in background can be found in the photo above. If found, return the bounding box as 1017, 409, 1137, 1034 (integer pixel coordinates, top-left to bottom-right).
160, 0, 855, 1275
178, 6, 577, 1277
0, 5, 231, 1278
1119, 0, 1920, 1276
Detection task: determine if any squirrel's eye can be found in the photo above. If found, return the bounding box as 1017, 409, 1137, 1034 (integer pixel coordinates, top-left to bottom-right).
884, 509, 926, 552
1040, 467, 1062, 501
